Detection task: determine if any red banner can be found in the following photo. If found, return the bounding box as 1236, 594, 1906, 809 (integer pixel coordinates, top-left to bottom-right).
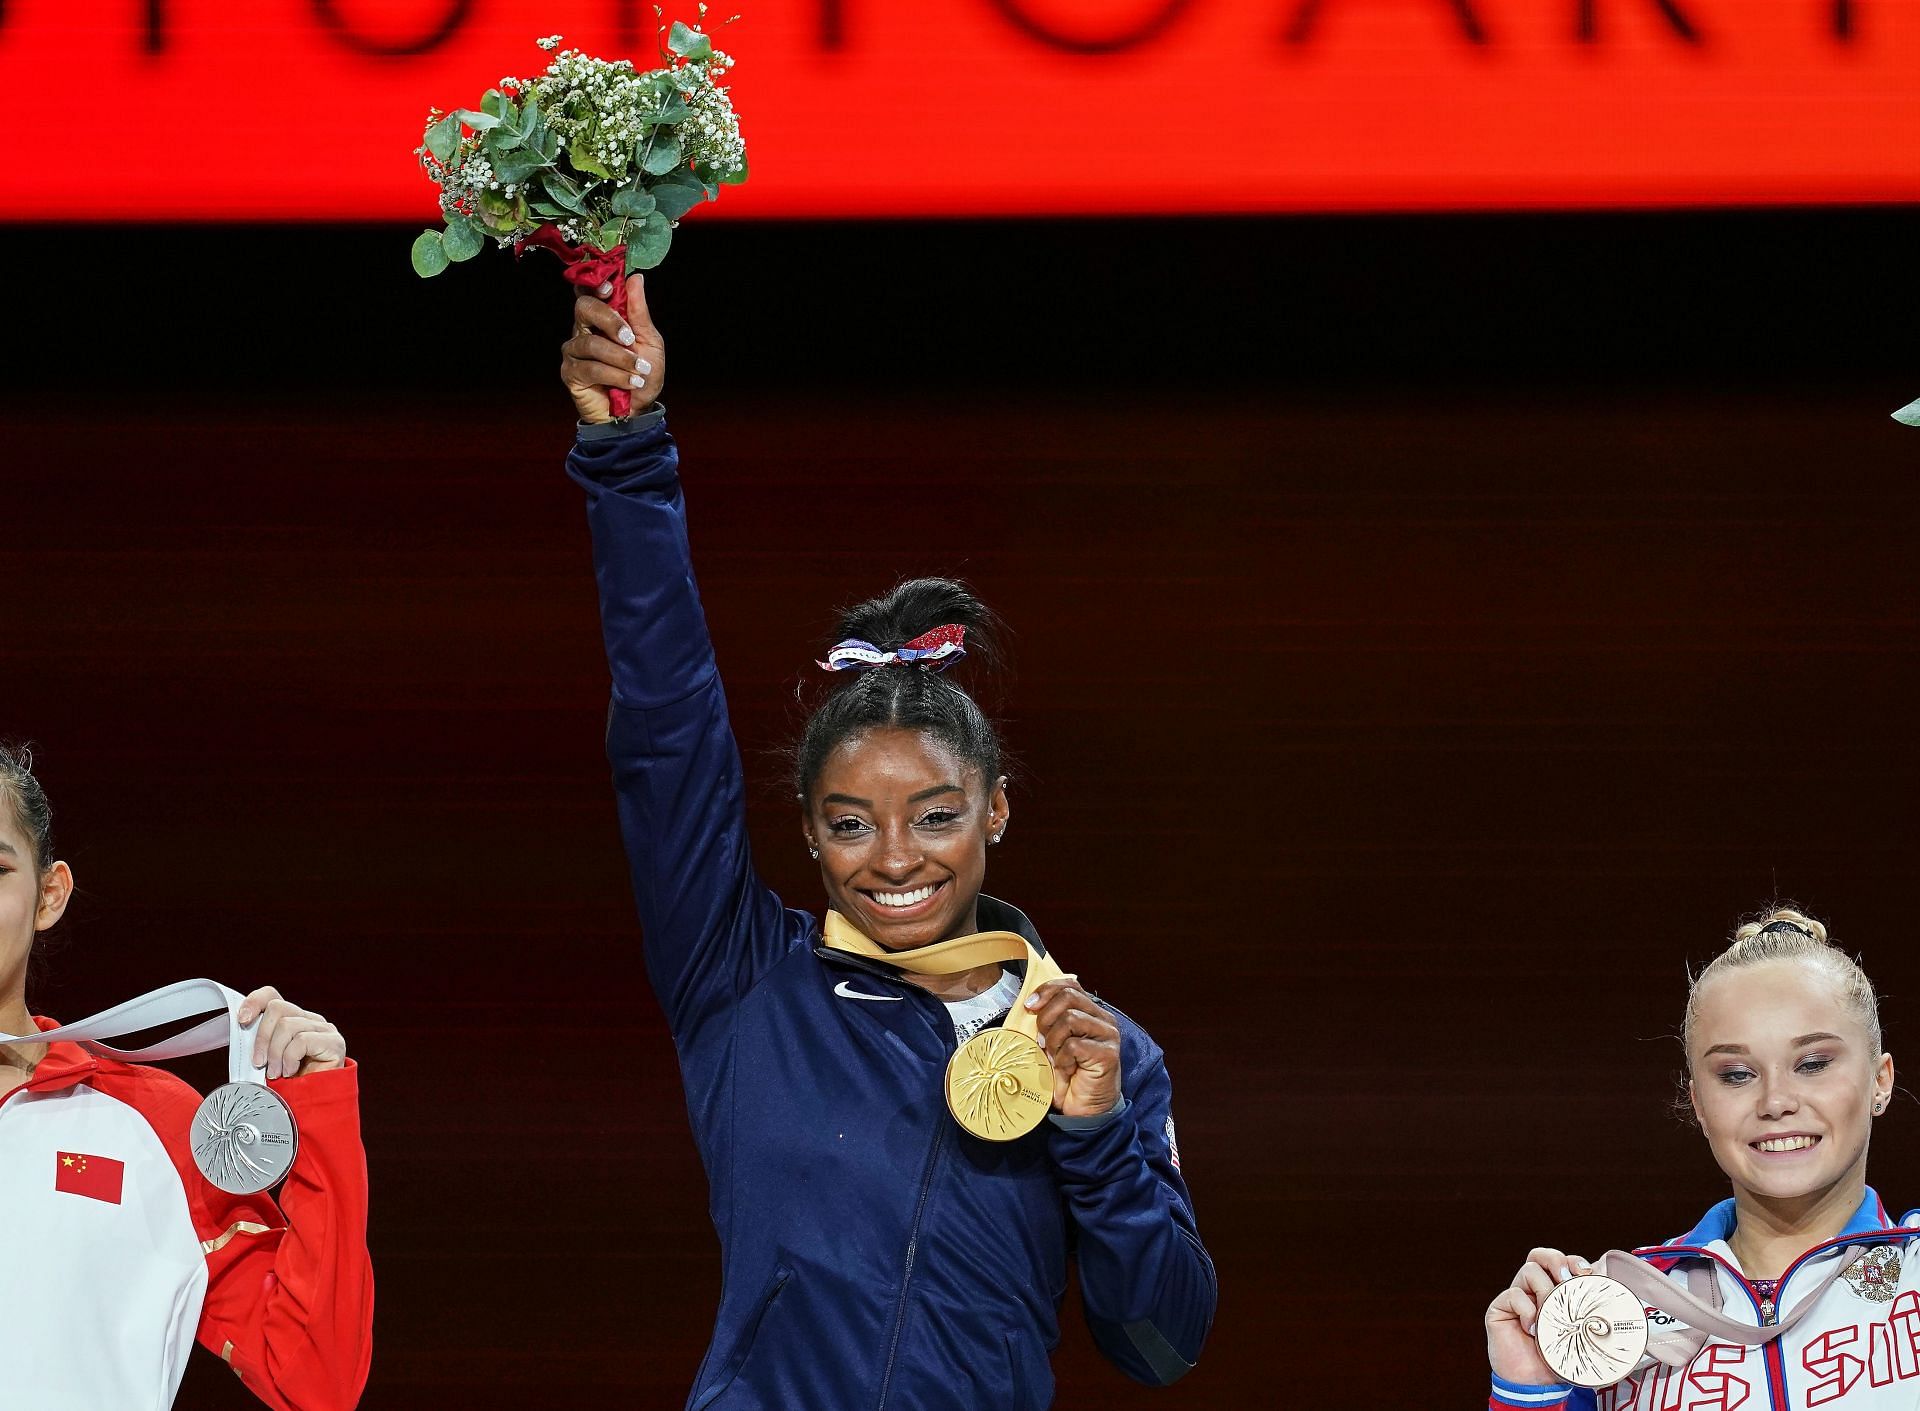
11, 1, 1919, 218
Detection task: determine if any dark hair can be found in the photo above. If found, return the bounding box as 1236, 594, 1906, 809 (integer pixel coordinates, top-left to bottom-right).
794, 578, 1006, 800
0, 743, 53, 873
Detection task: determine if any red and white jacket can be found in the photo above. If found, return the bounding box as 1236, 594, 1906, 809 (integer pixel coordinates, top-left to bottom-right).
1491, 1189, 1920, 1411
1, 1016, 374, 1409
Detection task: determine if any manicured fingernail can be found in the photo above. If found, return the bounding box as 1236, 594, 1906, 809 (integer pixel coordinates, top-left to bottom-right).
630, 374, 647, 389
618, 327, 635, 346
1558, 1266, 1572, 1282
1526, 1322, 1537, 1337
1036, 1030, 1048, 1047
633, 357, 652, 375
597, 280, 613, 296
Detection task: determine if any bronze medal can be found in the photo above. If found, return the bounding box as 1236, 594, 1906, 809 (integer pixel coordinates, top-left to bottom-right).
1536, 1274, 1649, 1388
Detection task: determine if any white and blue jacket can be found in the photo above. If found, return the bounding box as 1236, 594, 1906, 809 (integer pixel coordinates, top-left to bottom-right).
568, 411, 1217, 1411
1492, 1188, 1920, 1411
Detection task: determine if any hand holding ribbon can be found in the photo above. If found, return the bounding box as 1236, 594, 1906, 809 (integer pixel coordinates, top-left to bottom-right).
1025, 975, 1122, 1120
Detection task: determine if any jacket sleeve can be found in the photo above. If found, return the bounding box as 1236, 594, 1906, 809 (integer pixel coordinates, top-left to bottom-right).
566, 415, 798, 1047
193, 1063, 373, 1411
1048, 1031, 1216, 1386
1489, 1375, 1583, 1410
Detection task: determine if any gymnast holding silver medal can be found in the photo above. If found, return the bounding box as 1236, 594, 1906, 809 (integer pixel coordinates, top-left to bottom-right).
1483, 909, 1919, 1411
0, 748, 374, 1410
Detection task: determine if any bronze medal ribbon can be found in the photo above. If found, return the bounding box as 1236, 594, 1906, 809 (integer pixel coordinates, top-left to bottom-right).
1537, 1245, 1869, 1388
822, 911, 1065, 1141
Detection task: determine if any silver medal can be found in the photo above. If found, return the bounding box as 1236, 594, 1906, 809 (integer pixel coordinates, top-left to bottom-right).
1536, 1274, 1649, 1388
192, 1081, 300, 1194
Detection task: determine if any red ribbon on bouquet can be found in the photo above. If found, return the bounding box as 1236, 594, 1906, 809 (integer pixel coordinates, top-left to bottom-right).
520, 224, 635, 417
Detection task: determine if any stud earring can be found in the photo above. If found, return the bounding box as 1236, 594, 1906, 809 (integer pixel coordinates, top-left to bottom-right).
989, 832, 1003, 846
806, 841, 819, 860
1874, 1098, 1887, 1114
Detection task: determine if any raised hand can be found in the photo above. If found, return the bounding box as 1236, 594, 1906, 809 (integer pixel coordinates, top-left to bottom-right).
560, 272, 666, 423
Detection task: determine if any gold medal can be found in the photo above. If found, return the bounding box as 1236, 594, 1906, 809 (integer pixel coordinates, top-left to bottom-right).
824, 911, 1067, 1142
947, 1029, 1053, 1140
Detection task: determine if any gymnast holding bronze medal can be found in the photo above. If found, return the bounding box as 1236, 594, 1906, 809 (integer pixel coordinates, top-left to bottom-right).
1483, 910, 1918, 1410
557, 276, 1215, 1410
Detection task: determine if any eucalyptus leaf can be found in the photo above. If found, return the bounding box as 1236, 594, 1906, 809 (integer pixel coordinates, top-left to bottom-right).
626, 212, 673, 272
443, 218, 485, 262
648, 170, 705, 221
570, 135, 617, 181
654, 93, 690, 125
611, 187, 657, 217
481, 89, 508, 120
528, 200, 571, 219
484, 123, 527, 157
477, 188, 526, 230
598, 218, 628, 251
543, 170, 589, 214
1893, 398, 1920, 427
640, 134, 684, 177
668, 21, 711, 59
424, 114, 460, 165
455, 107, 502, 131
410, 229, 450, 277
490, 147, 550, 185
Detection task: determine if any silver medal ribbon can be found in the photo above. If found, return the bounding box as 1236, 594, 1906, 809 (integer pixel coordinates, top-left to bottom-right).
0, 979, 299, 1194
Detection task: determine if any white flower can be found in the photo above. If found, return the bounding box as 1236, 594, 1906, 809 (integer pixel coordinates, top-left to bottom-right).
536, 34, 562, 50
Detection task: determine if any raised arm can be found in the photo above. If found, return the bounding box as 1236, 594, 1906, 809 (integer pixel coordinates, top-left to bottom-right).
561, 278, 800, 1048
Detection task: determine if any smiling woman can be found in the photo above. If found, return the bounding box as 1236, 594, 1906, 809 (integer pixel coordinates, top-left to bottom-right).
1481, 909, 1916, 1411
558, 277, 1215, 1410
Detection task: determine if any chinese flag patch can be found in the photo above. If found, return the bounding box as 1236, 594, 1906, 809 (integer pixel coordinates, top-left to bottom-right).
54, 1151, 124, 1204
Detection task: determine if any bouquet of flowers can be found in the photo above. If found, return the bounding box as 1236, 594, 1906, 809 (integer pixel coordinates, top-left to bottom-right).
412, 20, 747, 412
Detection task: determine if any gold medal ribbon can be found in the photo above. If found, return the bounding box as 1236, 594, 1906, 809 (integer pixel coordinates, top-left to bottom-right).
822, 911, 1066, 1141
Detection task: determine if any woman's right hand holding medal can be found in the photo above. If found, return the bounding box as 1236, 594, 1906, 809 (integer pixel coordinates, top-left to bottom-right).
1486, 1246, 1594, 1384
560, 273, 665, 423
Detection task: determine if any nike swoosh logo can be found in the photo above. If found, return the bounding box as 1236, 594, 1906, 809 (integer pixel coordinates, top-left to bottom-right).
834, 981, 902, 1003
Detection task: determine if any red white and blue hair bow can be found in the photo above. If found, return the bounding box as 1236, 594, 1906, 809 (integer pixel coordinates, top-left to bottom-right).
818, 624, 968, 674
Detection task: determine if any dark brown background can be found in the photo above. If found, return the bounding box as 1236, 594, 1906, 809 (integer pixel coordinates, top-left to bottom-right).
4, 211, 1918, 1407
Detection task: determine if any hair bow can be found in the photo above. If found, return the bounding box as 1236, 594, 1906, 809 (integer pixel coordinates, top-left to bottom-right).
818, 625, 968, 674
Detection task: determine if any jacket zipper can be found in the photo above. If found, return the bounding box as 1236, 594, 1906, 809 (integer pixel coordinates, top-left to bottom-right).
1645, 1238, 1905, 1410
873, 1004, 954, 1411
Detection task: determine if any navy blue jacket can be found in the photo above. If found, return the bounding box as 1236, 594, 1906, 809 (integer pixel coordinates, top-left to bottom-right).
569, 413, 1216, 1411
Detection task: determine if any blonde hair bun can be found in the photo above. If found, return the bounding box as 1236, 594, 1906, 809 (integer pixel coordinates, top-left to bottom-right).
1731, 908, 1830, 946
